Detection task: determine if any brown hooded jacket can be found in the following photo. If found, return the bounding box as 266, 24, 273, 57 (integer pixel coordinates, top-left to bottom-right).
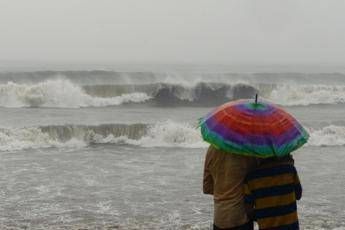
203, 145, 257, 228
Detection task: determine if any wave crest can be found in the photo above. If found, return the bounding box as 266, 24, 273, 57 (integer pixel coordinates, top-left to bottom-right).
269, 85, 345, 106
1, 77, 345, 107
1, 122, 344, 151
83, 82, 258, 106
0, 79, 151, 108
0, 121, 205, 151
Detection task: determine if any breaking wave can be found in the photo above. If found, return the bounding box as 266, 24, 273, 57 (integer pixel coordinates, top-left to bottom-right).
0, 70, 345, 107
0, 121, 206, 151
0, 78, 258, 108
0, 79, 151, 108
0, 77, 344, 107
269, 84, 345, 106
140, 82, 345, 106
0, 121, 344, 151
143, 82, 257, 106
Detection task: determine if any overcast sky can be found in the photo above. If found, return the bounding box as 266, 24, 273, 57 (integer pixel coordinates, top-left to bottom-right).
1, 0, 345, 66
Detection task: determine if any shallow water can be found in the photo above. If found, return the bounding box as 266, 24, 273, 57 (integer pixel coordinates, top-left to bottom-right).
0, 145, 344, 229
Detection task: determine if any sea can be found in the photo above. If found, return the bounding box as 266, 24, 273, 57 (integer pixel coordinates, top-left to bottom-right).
0, 67, 344, 229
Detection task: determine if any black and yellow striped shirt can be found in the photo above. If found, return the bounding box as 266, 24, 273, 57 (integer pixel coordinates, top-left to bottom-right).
244, 161, 302, 230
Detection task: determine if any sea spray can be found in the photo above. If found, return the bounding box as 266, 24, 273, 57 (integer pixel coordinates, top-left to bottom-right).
0, 121, 205, 151
82, 82, 345, 106
0, 79, 151, 108
0, 127, 86, 151
270, 84, 345, 106
0, 77, 345, 107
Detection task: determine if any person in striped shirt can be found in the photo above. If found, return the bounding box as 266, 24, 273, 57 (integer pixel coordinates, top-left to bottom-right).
243, 155, 302, 230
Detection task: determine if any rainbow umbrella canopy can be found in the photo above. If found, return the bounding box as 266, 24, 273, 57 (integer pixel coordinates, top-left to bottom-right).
199, 98, 309, 158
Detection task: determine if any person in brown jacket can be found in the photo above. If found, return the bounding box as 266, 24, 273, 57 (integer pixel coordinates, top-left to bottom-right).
203, 145, 257, 230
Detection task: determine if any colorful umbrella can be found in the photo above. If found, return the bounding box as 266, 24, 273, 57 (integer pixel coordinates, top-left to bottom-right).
199, 97, 309, 158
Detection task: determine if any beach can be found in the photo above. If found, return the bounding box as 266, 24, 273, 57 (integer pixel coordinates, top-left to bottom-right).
0, 70, 344, 229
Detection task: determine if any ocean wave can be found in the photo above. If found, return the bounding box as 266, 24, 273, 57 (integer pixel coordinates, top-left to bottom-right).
0, 79, 259, 107
0, 79, 151, 108
83, 82, 345, 106
95, 121, 206, 148
269, 84, 345, 106
0, 121, 206, 151
0, 77, 344, 107
307, 125, 345, 147
149, 82, 257, 106
87, 81, 267, 106
0, 122, 344, 152
0, 121, 204, 151
0, 127, 86, 151
83, 82, 259, 104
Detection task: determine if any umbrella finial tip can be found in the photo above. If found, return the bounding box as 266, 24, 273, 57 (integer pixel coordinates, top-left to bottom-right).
255, 94, 258, 104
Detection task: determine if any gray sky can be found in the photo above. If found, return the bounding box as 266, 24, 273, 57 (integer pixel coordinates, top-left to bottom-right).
1, 0, 345, 65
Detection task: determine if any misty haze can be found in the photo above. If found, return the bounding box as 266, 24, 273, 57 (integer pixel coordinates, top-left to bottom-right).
0, 0, 344, 229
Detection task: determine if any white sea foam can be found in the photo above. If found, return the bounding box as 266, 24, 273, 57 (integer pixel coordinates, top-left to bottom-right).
0, 79, 151, 108
0, 121, 206, 151
0, 77, 344, 107
269, 84, 345, 106
1, 123, 344, 152
0, 127, 86, 151
92, 120, 207, 148
307, 125, 345, 147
